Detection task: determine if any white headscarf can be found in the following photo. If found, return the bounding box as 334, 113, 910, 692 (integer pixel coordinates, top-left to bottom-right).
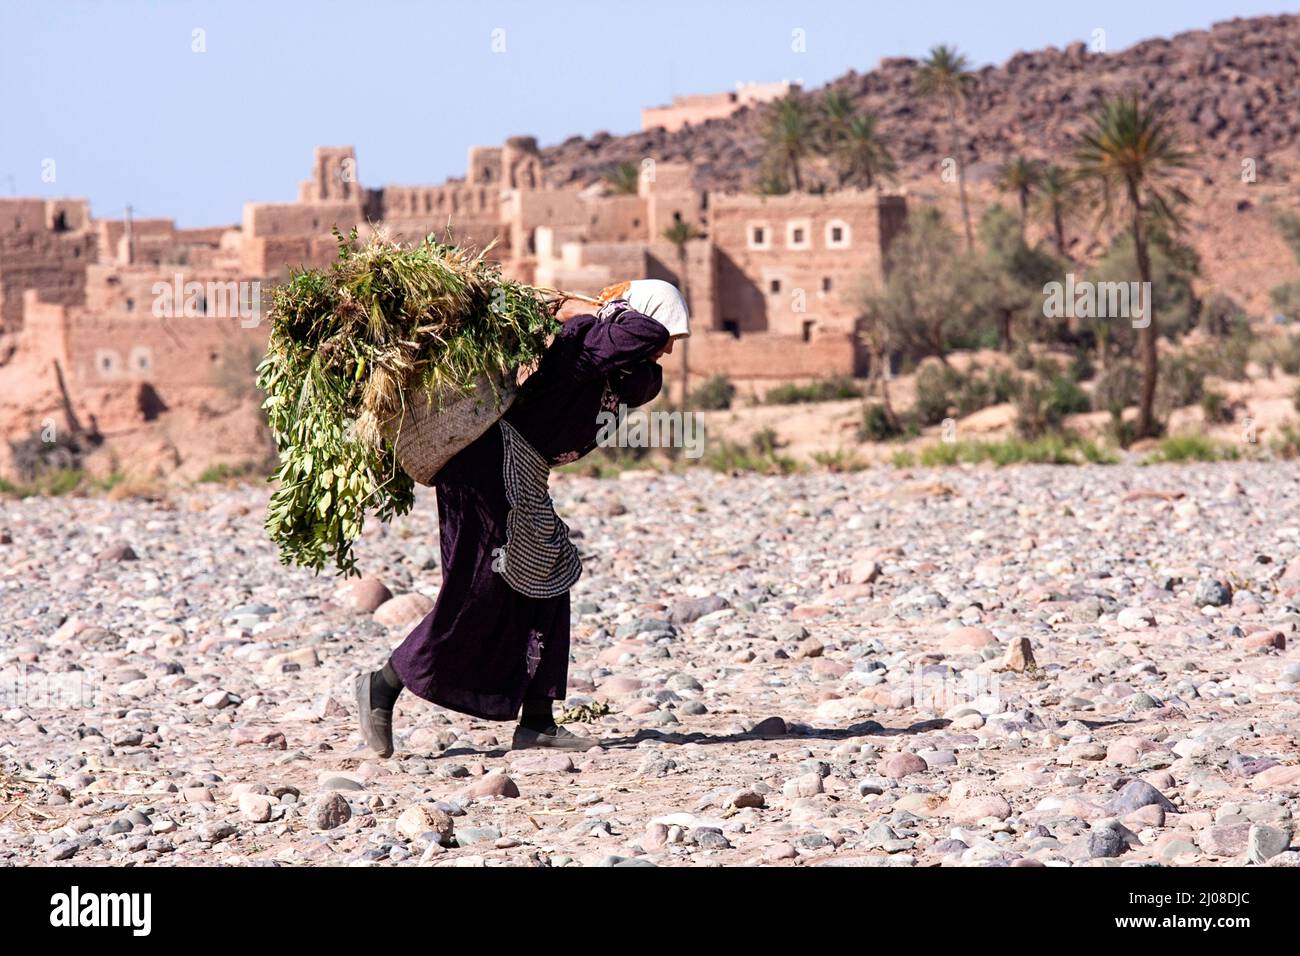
622, 279, 691, 339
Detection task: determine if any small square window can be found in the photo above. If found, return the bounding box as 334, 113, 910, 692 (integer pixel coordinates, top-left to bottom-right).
786, 219, 812, 250
753, 227, 765, 244
821, 277, 832, 293
826, 220, 851, 249
769, 278, 782, 294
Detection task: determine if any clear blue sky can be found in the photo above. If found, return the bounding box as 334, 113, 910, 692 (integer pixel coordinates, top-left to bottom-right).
2, 0, 1293, 227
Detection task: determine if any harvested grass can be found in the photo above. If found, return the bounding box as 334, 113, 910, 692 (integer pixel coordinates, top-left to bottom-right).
258, 229, 565, 575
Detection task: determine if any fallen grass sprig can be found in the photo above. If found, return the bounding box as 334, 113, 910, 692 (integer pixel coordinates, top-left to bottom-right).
258, 229, 562, 575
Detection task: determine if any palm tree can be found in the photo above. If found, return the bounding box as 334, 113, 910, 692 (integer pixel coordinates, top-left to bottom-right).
663, 215, 705, 404
600, 161, 640, 196
819, 88, 854, 153
816, 90, 895, 189
841, 114, 896, 188
1074, 93, 1192, 438
916, 45, 977, 249
764, 93, 814, 192
1036, 163, 1076, 257
996, 155, 1042, 238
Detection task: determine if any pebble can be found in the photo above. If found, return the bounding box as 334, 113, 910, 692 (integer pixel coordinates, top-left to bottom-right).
7, 464, 1300, 869
396, 804, 454, 845
1247, 824, 1291, 864
338, 577, 394, 612
311, 793, 352, 830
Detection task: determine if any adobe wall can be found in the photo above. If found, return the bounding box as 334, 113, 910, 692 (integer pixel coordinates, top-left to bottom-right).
505, 190, 648, 258
710, 191, 897, 339
645, 238, 715, 329
240, 201, 364, 275
0, 199, 96, 333
63, 309, 267, 389
16, 292, 71, 369
641, 83, 796, 133
376, 182, 506, 251
642, 92, 739, 133
242, 201, 364, 239
534, 241, 651, 295
298, 146, 362, 204
640, 160, 704, 241
687, 329, 855, 379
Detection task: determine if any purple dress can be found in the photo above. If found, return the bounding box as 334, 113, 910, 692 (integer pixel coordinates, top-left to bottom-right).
388, 303, 668, 720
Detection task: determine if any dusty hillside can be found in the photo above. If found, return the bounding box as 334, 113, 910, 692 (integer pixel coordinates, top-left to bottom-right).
542, 14, 1300, 192
540, 14, 1300, 319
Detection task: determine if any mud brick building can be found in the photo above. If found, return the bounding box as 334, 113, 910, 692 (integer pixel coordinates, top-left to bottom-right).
0, 122, 906, 444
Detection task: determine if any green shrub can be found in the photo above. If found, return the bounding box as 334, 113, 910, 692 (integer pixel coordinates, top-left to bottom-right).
1270, 280, 1300, 320
1093, 362, 1140, 415
198, 460, 273, 484
1199, 390, 1236, 424
1201, 291, 1247, 337
0, 467, 88, 498
912, 363, 964, 425
913, 363, 1020, 427
700, 429, 798, 474
764, 377, 862, 405
915, 434, 1114, 467
1143, 434, 1239, 463
1194, 329, 1251, 381
1015, 370, 1089, 439
1271, 423, 1300, 459
1068, 349, 1096, 383
1155, 352, 1207, 419
858, 402, 903, 441
689, 374, 736, 411
811, 449, 869, 472
1255, 335, 1300, 376
917, 442, 963, 466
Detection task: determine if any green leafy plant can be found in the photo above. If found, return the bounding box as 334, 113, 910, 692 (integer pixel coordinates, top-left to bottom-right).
1143, 434, 1239, 463
690, 373, 737, 410
917, 434, 1114, 467
258, 230, 561, 575
763, 377, 862, 405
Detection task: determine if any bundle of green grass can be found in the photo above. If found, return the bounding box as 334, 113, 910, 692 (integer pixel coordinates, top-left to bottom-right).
258, 229, 561, 576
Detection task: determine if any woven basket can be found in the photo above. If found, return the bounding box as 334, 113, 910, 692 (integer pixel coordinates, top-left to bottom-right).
385, 371, 518, 486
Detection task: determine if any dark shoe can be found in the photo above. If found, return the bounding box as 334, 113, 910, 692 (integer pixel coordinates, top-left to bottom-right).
355, 671, 394, 757
511, 723, 600, 752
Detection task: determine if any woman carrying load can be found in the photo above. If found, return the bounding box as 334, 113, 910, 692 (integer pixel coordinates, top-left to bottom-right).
356, 280, 690, 753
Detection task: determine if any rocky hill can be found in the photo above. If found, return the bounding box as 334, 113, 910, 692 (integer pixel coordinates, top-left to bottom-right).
540, 14, 1300, 191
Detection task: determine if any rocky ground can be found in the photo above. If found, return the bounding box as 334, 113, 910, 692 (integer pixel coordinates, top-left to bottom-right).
2, 461, 1300, 868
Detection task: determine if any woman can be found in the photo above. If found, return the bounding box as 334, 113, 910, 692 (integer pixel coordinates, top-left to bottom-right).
355, 279, 690, 754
